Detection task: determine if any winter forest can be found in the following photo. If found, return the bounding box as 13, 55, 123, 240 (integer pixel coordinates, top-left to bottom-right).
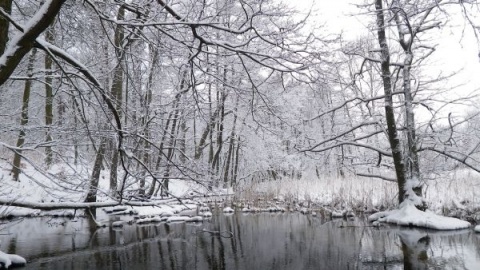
2, 0, 480, 269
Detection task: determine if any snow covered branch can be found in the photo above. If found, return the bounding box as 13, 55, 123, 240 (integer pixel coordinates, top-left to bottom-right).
0, 0, 65, 86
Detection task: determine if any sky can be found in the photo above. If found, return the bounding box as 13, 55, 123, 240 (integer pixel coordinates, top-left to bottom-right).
291, 0, 480, 120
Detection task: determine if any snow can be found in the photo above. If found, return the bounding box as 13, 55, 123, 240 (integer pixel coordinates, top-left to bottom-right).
0, 159, 203, 218
404, 177, 424, 206
251, 169, 480, 214
187, 216, 203, 222
136, 216, 162, 224
331, 210, 345, 218
112, 221, 126, 227
369, 201, 471, 230
166, 216, 191, 223
223, 207, 234, 213
0, 251, 26, 269
0, 0, 59, 69
133, 205, 176, 217
199, 205, 210, 212
475, 225, 480, 233
166, 216, 203, 223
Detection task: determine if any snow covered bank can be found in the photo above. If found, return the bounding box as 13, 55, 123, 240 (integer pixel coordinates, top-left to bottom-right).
0, 251, 26, 269
246, 170, 480, 216
369, 201, 471, 230
0, 160, 210, 218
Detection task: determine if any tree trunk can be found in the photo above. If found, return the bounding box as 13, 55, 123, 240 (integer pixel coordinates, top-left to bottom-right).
232, 135, 240, 186
149, 110, 173, 196
11, 49, 37, 181
109, 5, 126, 196
140, 43, 158, 196
44, 24, 55, 167
85, 138, 107, 216
159, 70, 189, 196
375, 0, 407, 205
391, 0, 423, 203
402, 52, 423, 200
223, 95, 239, 187
211, 68, 227, 185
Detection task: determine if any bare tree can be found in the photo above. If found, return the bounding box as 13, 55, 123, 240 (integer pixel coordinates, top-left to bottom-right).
0, 0, 316, 211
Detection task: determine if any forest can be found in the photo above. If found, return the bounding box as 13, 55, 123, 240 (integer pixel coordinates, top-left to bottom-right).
1, 0, 480, 233
3, 0, 480, 269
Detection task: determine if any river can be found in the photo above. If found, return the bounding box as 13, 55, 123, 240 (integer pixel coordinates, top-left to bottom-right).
1, 212, 479, 269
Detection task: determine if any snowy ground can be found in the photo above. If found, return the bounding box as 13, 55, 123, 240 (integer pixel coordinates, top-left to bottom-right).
0, 160, 209, 218
369, 201, 471, 230
1, 160, 479, 230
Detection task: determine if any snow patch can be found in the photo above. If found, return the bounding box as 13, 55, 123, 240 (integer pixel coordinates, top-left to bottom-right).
166, 216, 203, 223
404, 177, 424, 207
136, 216, 162, 224
369, 201, 471, 230
0, 250, 26, 269
223, 207, 234, 213
112, 221, 126, 227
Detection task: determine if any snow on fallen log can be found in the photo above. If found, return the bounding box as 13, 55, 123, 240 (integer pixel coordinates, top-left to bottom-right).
0, 250, 26, 269
475, 225, 480, 233
369, 201, 471, 230
0, 198, 177, 210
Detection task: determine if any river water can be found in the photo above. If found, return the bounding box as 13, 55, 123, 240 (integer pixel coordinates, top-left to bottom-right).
1, 212, 479, 269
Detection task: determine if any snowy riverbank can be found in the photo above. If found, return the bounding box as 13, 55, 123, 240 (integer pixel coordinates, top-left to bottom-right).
244, 170, 480, 222
1, 161, 479, 229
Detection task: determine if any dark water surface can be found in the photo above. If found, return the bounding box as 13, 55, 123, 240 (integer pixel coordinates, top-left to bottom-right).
1, 212, 480, 269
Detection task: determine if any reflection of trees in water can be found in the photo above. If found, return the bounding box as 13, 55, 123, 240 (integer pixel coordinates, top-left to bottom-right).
424, 231, 480, 269
3, 215, 480, 269
399, 231, 430, 270
359, 227, 479, 270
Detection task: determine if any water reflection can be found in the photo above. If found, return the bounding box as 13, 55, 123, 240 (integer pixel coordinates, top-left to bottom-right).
0, 213, 479, 269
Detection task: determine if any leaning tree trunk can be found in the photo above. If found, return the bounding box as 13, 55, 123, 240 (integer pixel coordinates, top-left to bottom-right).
375, 0, 407, 205
85, 137, 107, 216
11, 49, 37, 181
